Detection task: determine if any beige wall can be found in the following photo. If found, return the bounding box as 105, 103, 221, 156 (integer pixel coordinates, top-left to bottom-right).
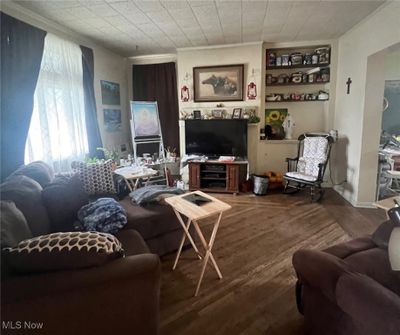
385, 51, 400, 80
332, 1, 400, 207
176, 42, 264, 173
1, 2, 130, 156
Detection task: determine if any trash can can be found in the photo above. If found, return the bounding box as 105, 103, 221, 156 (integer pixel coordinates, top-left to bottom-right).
253, 175, 269, 195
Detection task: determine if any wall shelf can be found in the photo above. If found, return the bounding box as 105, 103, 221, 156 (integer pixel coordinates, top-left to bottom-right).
265, 99, 329, 103
266, 81, 329, 87
266, 63, 329, 70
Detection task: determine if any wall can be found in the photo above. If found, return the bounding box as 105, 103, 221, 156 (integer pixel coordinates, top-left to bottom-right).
176, 42, 264, 173
1, 2, 130, 156
332, 1, 400, 207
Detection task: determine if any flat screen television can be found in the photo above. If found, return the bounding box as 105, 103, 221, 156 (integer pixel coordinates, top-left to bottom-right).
185, 119, 248, 158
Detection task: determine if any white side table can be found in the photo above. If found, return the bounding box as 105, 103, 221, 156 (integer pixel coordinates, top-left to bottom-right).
114, 166, 158, 192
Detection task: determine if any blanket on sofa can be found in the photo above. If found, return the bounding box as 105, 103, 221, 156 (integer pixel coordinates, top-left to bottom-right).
130, 185, 184, 205
77, 198, 127, 234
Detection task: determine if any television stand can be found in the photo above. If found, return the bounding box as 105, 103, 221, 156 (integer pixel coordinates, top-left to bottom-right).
188, 160, 248, 194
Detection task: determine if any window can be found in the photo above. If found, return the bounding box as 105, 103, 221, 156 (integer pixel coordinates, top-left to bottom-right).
25, 33, 88, 173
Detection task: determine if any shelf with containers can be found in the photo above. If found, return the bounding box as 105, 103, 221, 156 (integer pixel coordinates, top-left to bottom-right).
265, 45, 331, 103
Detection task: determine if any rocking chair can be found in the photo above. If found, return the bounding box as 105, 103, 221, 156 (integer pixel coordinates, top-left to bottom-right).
283, 133, 334, 202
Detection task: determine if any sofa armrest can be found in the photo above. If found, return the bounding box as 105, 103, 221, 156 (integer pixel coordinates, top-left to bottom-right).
292, 249, 351, 303
2, 254, 160, 335
336, 273, 400, 335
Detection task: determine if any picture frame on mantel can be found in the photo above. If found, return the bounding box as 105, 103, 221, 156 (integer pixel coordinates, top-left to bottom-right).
193, 64, 244, 102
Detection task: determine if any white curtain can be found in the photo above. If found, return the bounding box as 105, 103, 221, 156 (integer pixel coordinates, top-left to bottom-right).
25, 33, 88, 173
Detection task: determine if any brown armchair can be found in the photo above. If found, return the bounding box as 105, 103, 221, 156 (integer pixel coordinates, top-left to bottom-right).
292, 237, 400, 335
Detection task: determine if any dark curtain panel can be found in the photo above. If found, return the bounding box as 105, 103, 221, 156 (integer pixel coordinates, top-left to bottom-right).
0, 12, 46, 180
80, 45, 103, 159
132, 62, 180, 155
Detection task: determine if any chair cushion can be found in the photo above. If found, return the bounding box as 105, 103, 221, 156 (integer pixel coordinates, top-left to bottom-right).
3, 231, 124, 273
73, 160, 116, 195
42, 174, 89, 232
7, 161, 54, 187
285, 171, 318, 182
0, 176, 51, 236
303, 136, 329, 159
0, 201, 32, 248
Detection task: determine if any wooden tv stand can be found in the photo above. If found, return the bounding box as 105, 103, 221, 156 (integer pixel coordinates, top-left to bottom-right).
188, 160, 248, 194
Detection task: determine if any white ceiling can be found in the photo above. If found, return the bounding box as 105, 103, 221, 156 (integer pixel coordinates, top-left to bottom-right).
12, 0, 385, 56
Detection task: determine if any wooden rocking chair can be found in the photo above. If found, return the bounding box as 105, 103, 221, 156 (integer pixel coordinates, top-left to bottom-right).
283, 133, 334, 202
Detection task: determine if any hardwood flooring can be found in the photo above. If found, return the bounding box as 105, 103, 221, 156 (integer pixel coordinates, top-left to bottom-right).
159, 189, 386, 335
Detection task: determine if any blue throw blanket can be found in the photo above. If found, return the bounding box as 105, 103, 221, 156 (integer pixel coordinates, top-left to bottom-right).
77, 198, 127, 234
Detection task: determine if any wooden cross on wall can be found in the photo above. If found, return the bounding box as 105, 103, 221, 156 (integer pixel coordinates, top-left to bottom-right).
346, 77, 352, 94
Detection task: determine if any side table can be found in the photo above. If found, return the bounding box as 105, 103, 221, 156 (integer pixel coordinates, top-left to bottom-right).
165, 191, 231, 296
114, 166, 158, 192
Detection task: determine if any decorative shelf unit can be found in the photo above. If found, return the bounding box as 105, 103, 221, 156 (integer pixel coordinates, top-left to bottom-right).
265, 44, 331, 104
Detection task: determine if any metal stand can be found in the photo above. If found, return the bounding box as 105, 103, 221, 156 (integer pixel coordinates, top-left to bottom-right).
130, 101, 168, 186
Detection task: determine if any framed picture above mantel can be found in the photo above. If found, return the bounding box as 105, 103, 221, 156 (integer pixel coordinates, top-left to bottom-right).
193, 64, 244, 102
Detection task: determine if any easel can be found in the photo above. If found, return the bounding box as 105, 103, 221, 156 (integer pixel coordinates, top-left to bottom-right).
130, 101, 168, 186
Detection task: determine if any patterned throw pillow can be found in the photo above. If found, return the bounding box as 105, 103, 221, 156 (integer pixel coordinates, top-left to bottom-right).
3, 231, 124, 273
73, 160, 116, 195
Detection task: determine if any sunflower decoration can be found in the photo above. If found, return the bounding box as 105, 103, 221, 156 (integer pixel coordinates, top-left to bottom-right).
269, 110, 280, 122
265, 108, 288, 140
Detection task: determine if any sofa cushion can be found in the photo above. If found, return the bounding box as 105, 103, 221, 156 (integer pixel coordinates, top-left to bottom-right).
344, 247, 400, 295
372, 220, 399, 249
323, 236, 376, 259
114, 229, 150, 256
73, 160, 116, 195
7, 161, 54, 187
0, 176, 51, 236
1, 201, 32, 248
3, 231, 124, 273
119, 196, 181, 240
42, 174, 89, 232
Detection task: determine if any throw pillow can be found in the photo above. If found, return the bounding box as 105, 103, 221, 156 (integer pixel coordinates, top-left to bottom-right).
7, 161, 54, 187
3, 231, 124, 273
73, 160, 116, 195
1, 201, 32, 248
42, 174, 89, 232
0, 175, 51, 236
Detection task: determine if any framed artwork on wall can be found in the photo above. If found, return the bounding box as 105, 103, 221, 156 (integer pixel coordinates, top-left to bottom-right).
193, 64, 244, 102
100, 80, 120, 105
103, 109, 122, 132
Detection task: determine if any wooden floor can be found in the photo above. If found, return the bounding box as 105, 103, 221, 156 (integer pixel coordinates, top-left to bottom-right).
159, 189, 386, 335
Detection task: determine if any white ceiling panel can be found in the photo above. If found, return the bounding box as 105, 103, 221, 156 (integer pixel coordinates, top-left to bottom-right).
10, 0, 385, 56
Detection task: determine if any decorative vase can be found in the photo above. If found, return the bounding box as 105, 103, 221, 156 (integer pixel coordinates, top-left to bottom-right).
283, 113, 295, 140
